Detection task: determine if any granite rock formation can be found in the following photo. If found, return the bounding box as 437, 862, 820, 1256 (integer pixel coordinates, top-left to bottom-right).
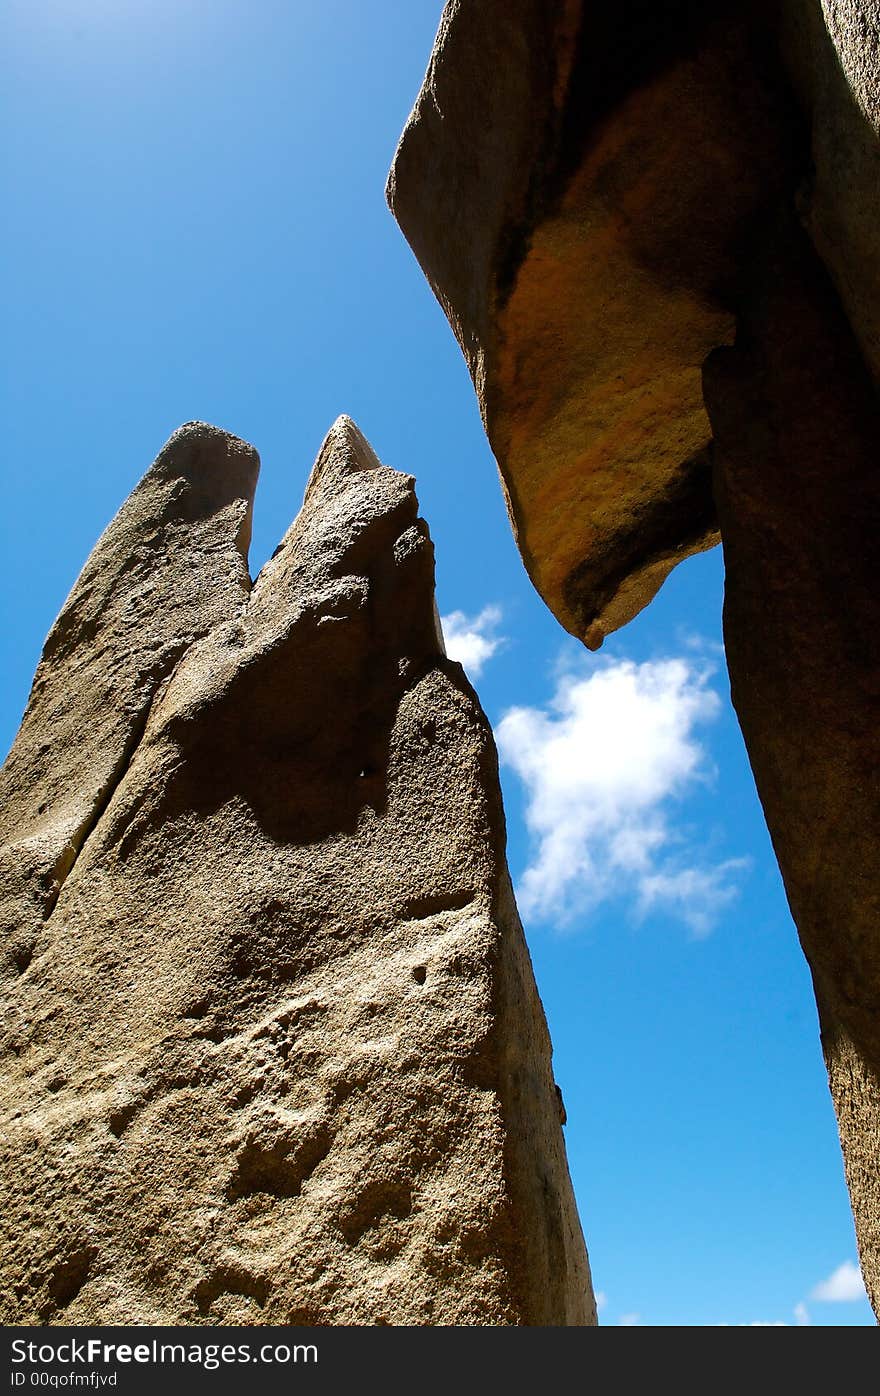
388, 0, 880, 1314
0, 418, 594, 1326
703, 221, 880, 1315
388, 0, 879, 648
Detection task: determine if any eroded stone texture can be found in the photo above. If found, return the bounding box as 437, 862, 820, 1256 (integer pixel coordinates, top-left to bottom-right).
388, 1, 880, 646
0, 422, 259, 975
388, 0, 803, 648
781, 0, 880, 382
389, 0, 880, 1316
703, 219, 880, 1315
0, 418, 594, 1326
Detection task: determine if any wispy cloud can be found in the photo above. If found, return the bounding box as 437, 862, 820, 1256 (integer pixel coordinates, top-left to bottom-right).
595, 1291, 607, 1314
440, 605, 504, 679
810, 1260, 867, 1303
495, 655, 745, 933
732, 1266, 867, 1326
618, 1312, 641, 1326
637, 864, 745, 939
723, 1269, 866, 1325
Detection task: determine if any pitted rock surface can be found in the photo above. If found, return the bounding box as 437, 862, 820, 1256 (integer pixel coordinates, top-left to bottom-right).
0, 418, 594, 1326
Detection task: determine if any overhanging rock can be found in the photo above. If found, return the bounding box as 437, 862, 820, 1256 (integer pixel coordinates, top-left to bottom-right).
388, 0, 880, 1317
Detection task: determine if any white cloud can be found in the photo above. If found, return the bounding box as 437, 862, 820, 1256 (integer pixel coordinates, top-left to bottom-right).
495, 656, 744, 932
440, 605, 504, 678
810, 1260, 867, 1303
718, 1303, 811, 1326
595, 1291, 607, 1313
618, 1312, 641, 1326
638, 864, 746, 940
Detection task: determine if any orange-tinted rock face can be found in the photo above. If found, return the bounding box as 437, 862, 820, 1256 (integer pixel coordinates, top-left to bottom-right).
492, 16, 801, 646
781, 0, 880, 384
389, 1, 801, 647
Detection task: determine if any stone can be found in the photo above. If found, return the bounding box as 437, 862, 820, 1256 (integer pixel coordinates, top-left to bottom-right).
388, 0, 802, 650
388, 1, 880, 645
780, 0, 880, 383
703, 215, 880, 1316
0, 418, 594, 1326
388, 0, 880, 1315
0, 422, 259, 970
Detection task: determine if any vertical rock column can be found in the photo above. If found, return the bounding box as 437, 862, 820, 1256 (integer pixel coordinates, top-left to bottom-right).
386, 0, 880, 1318
703, 222, 880, 1311
0, 417, 595, 1326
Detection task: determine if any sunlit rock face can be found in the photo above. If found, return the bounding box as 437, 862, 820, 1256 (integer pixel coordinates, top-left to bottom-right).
389, 0, 880, 1316
388, 0, 805, 650
0, 418, 594, 1326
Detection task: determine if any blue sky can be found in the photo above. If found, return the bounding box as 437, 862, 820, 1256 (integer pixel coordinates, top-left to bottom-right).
1, 0, 872, 1326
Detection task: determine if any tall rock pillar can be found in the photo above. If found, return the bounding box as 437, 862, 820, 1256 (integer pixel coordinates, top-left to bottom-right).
387, 0, 880, 1313
0, 418, 594, 1326
703, 223, 880, 1312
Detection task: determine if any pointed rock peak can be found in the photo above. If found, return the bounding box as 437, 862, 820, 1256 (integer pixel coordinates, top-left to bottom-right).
144, 421, 260, 564
0, 414, 595, 1328
302, 415, 384, 507
150, 420, 260, 505
167, 419, 251, 446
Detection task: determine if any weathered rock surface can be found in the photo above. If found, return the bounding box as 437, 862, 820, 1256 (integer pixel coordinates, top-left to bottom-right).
0, 422, 259, 973
388, 0, 802, 648
389, 0, 880, 1315
388, 0, 880, 647
0, 418, 594, 1326
703, 217, 880, 1315
781, 0, 880, 383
